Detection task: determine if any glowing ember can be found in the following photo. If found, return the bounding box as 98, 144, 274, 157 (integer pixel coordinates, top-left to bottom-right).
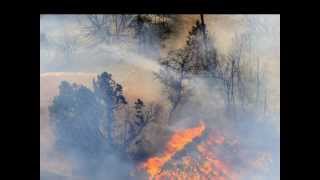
135, 120, 276, 180
137, 122, 241, 180
151, 131, 238, 180
140, 121, 206, 178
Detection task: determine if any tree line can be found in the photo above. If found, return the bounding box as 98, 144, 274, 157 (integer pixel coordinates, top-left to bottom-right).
48, 14, 268, 177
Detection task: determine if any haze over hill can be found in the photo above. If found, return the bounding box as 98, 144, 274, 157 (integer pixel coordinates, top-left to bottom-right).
40, 14, 279, 179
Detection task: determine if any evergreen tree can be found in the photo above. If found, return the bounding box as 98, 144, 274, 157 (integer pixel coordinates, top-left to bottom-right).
184, 20, 218, 75
125, 99, 151, 147
129, 15, 175, 58
49, 72, 157, 165
49, 81, 107, 161
93, 72, 127, 146
155, 20, 219, 124
155, 49, 193, 124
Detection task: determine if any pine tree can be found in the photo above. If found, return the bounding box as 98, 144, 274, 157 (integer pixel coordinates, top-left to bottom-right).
49, 81, 107, 160
184, 20, 218, 75
93, 72, 127, 146
125, 99, 149, 146
155, 20, 219, 124
155, 49, 193, 124
49, 72, 130, 175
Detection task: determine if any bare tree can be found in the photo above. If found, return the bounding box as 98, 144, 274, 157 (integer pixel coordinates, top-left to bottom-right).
220, 23, 270, 121
83, 14, 175, 58
219, 32, 249, 119
83, 15, 136, 44
84, 15, 111, 43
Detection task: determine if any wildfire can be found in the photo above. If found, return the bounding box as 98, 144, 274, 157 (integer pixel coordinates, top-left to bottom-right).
140, 121, 206, 178
136, 120, 276, 180
150, 131, 237, 180
137, 121, 242, 180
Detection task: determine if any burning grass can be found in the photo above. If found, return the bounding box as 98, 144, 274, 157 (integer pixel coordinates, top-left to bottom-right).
148, 130, 239, 180
139, 121, 206, 178
135, 120, 275, 180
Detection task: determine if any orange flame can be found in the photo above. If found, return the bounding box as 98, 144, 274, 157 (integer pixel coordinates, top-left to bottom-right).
140, 129, 240, 180
135, 119, 277, 180
140, 121, 206, 178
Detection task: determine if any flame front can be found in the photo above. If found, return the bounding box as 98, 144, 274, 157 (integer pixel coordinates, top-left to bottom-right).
136, 120, 275, 180
140, 121, 206, 178
151, 131, 238, 180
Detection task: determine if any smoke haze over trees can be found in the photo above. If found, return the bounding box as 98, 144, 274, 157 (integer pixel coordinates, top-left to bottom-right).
40, 14, 279, 180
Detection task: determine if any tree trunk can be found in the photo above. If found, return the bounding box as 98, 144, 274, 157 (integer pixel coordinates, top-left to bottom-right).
168, 69, 184, 125
200, 14, 215, 74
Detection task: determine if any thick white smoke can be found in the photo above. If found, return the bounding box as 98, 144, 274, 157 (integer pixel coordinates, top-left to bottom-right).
40, 14, 279, 180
